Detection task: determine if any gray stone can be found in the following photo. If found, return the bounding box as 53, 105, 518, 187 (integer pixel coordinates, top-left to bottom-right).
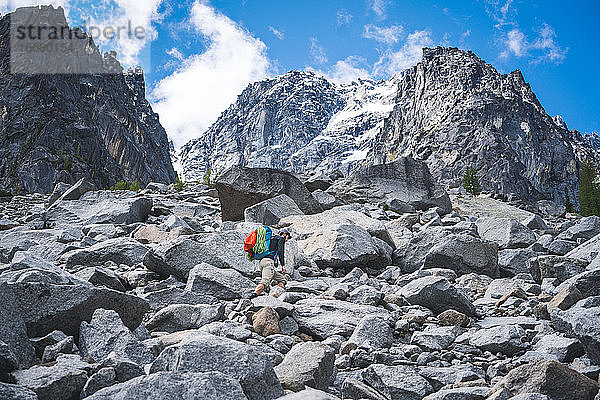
279, 316, 299, 336
557, 216, 600, 242
64, 237, 150, 269
547, 239, 578, 256
79, 309, 154, 365
85, 371, 247, 400
327, 157, 452, 214
41, 336, 74, 362
476, 217, 536, 249
80, 367, 117, 398
293, 298, 391, 339
410, 326, 464, 351
146, 233, 256, 278
141, 287, 216, 311
398, 276, 476, 316
49, 178, 95, 207
0, 382, 38, 400
75, 267, 126, 291
9, 280, 149, 338
250, 295, 294, 317
469, 325, 528, 356
418, 364, 486, 391
551, 297, 600, 364
523, 215, 549, 231
423, 387, 490, 400
341, 377, 388, 400
150, 331, 284, 400
491, 359, 599, 400
274, 341, 335, 391
0, 283, 36, 368
423, 233, 499, 277
523, 334, 583, 363
312, 190, 342, 211
362, 364, 434, 400
145, 303, 224, 333
185, 263, 254, 300
566, 232, 600, 263
498, 248, 537, 277
527, 255, 586, 285
344, 315, 393, 353
12, 356, 89, 400
276, 387, 340, 400
244, 194, 304, 225
216, 166, 323, 221
199, 321, 253, 341
348, 285, 383, 306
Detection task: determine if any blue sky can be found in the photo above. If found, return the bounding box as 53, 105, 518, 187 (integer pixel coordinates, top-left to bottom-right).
2, 0, 598, 148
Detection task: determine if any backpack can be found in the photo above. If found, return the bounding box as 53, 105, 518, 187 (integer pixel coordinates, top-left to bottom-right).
244, 226, 275, 261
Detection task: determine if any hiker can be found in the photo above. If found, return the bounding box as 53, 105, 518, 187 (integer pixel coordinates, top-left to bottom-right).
252, 229, 291, 297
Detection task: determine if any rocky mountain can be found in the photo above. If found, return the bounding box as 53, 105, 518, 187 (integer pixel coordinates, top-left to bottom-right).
180, 47, 598, 205
0, 6, 177, 195
1, 164, 600, 399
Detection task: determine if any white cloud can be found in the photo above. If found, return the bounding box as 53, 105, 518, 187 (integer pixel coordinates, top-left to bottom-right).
369, 0, 387, 19
485, 0, 516, 28
373, 30, 433, 78
309, 37, 328, 65
362, 24, 403, 45
150, 0, 271, 148
268, 25, 284, 40
308, 55, 371, 84
166, 47, 184, 60
0, 0, 70, 14
500, 25, 567, 63
461, 29, 471, 38
336, 9, 352, 26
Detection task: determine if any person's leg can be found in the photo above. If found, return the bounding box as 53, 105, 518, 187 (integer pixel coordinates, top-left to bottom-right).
254, 258, 275, 295
272, 269, 287, 288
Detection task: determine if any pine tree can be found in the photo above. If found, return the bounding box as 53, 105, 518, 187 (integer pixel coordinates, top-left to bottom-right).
564, 187, 576, 213
579, 161, 600, 216
462, 166, 481, 195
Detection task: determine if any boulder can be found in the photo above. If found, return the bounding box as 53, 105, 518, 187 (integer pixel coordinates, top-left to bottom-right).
277, 388, 340, 400
475, 217, 536, 249
0, 283, 36, 368
12, 355, 89, 400
362, 364, 434, 400
74, 267, 126, 291
498, 248, 537, 277
327, 157, 452, 214
398, 276, 476, 316
566, 232, 600, 263
149, 331, 284, 400
8, 280, 149, 338
527, 255, 586, 285
555, 269, 600, 299
252, 307, 281, 337
422, 387, 490, 400
85, 371, 247, 400
410, 326, 464, 351
0, 382, 38, 400
145, 233, 255, 278
490, 359, 599, 400
557, 216, 600, 242
343, 315, 393, 353
216, 166, 322, 221
249, 295, 294, 318
79, 309, 154, 364
551, 297, 600, 364
523, 334, 583, 363
141, 287, 217, 311
437, 309, 470, 327
523, 214, 549, 231
63, 237, 150, 269
47, 191, 152, 227
48, 178, 95, 207
274, 342, 335, 391
422, 233, 499, 277
80, 367, 117, 398
311, 190, 342, 210
417, 365, 486, 391
293, 298, 391, 339
244, 194, 304, 225
185, 263, 255, 300
145, 303, 224, 333
469, 325, 527, 356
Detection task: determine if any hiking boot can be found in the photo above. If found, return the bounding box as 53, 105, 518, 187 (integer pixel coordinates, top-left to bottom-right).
277, 282, 285, 289
251, 283, 265, 298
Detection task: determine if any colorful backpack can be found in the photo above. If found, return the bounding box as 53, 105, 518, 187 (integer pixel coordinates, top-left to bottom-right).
244, 226, 275, 261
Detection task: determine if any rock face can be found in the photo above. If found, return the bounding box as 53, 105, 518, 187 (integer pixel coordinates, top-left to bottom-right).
0, 6, 176, 195
215, 166, 322, 221
180, 47, 598, 204
327, 157, 452, 214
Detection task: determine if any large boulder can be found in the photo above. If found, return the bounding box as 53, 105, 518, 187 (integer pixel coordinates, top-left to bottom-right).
422, 233, 499, 277
362, 364, 434, 400
8, 281, 149, 338
145, 233, 255, 278
527, 255, 586, 285
490, 359, 599, 400
566, 232, 600, 263
145, 303, 225, 333
47, 177, 95, 207
85, 371, 247, 400
79, 309, 154, 365
557, 216, 600, 242
12, 355, 89, 400
475, 217, 536, 249
344, 315, 393, 353
327, 157, 452, 214
63, 237, 150, 269
274, 342, 335, 391
551, 296, 600, 364
0, 382, 38, 400
469, 325, 528, 356
0, 283, 36, 369
46, 191, 152, 227
185, 263, 255, 300
216, 166, 322, 221
150, 331, 284, 400
398, 276, 476, 316
244, 194, 304, 225
293, 298, 391, 339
